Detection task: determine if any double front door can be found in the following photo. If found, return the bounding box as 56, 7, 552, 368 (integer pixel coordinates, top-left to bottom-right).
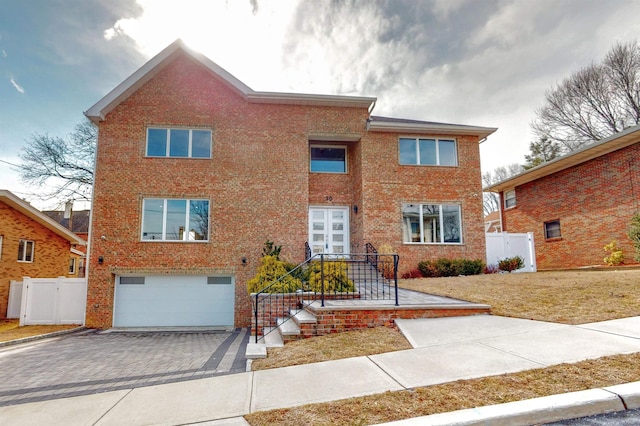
309, 207, 349, 255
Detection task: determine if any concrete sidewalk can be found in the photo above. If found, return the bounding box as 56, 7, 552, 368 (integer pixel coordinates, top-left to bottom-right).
1, 315, 640, 425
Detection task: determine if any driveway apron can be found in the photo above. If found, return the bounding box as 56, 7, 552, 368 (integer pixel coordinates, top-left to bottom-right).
0, 327, 250, 407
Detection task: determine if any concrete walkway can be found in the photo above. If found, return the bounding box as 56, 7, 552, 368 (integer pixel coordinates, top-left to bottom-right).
1, 315, 640, 425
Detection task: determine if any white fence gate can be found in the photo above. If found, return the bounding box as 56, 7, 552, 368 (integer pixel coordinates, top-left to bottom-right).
7, 277, 87, 326
486, 232, 537, 273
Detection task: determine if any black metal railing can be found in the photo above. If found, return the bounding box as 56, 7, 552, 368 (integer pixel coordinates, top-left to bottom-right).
365, 242, 378, 269
305, 241, 312, 261
252, 247, 399, 343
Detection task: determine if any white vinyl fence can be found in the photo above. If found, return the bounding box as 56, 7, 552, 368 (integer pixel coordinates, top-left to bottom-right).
7, 277, 87, 326
486, 232, 537, 273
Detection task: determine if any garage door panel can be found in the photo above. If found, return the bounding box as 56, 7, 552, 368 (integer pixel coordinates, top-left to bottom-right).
114, 275, 234, 327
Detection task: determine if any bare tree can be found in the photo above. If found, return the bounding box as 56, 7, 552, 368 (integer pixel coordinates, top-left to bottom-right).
18, 119, 96, 204
523, 137, 562, 170
532, 41, 640, 152
482, 163, 523, 215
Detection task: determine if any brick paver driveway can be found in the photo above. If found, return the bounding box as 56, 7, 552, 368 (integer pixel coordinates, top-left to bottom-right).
0, 328, 249, 407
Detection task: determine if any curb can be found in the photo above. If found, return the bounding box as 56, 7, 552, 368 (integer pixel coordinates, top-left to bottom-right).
0, 326, 88, 348
381, 381, 640, 425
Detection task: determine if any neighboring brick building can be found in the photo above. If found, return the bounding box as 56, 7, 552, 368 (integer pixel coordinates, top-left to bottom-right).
84, 40, 496, 329
486, 125, 640, 270
43, 209, 90, 277
0, 190, 86, 317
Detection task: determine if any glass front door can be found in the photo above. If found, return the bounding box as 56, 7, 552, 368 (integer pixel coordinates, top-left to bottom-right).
309, 207, 349, 255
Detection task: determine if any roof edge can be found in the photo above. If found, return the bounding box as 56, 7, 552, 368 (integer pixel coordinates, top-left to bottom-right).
486, 123, 640, 193
85, 39, 377, 122
367, 119, 497, 139
84, 39, 252, 123
0, 190, 86, 245
248, 91, 376, 108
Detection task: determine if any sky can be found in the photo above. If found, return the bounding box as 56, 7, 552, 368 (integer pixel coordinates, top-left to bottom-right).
2, 0, 640, 210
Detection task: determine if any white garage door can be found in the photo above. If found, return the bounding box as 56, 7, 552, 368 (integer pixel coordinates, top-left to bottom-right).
113, 275, 234, 327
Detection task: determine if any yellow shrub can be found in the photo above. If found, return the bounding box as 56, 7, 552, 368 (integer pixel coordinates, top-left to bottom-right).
247, 255, 302, 293
307, 260, 355, 293
603, 241, 624, 266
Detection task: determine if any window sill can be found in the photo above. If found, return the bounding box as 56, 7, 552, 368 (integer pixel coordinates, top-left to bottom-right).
399, 164, 458, 168
545, 237, 562, 242
140, 240, 209, 243
403, 242, 464, 246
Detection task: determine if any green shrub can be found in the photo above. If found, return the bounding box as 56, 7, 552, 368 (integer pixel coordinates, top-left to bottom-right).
307, 260, 355, 293
247, 255, 302, 293
457, 258, 485, 276
498, 256, 524, 273
603, 241, 624, 266
628, 214, 640, 262
417, 258, 485, 277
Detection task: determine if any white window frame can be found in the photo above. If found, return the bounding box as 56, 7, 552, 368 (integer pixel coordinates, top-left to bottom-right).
402, 203, 463, 244
399, 137, 458, 166
309, 144, 348, 174
146, 128, 212, 158
0, 235, 3, 260
69, 257, 76, 274
504, 189, 516, 209
18, 239, 35, 263
141, 198, 210, 242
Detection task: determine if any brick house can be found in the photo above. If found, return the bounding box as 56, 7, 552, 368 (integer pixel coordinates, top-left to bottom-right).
84, 40, 496, 329
486, 124, 640, 270
43, 209, 90, 277
0, 190, 86, 317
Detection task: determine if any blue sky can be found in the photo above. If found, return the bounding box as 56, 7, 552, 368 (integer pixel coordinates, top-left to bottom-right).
2, 0, 640, 209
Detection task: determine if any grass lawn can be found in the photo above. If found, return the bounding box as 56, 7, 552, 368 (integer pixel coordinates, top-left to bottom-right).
245, 268, 640, 425
0, 319, 80, 343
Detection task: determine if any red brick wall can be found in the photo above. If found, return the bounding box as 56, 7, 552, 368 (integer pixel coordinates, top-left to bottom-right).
88, 53, 370, 328
88, 52, 488, 328
360, 132, 487, 273
501, 143, 640, 269
0, 202, 71, 317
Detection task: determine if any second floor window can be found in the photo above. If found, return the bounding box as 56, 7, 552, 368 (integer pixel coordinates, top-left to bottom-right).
504, 189, 516, 209
18, 239, 34, 262
310, 145, 347, 173
146, 128, 211, 158
399, 138, 457, 166
142, 198, 209, 241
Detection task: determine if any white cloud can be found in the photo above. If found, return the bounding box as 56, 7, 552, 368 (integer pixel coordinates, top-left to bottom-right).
99, 0, 640, 174
103, 0, 300, 89
10, 77, 24, 94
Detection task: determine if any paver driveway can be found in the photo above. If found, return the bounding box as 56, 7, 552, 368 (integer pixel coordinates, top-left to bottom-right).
0, 328, 249, 407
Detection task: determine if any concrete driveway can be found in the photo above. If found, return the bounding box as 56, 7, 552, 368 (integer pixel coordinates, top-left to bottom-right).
0, 327, 250, 407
